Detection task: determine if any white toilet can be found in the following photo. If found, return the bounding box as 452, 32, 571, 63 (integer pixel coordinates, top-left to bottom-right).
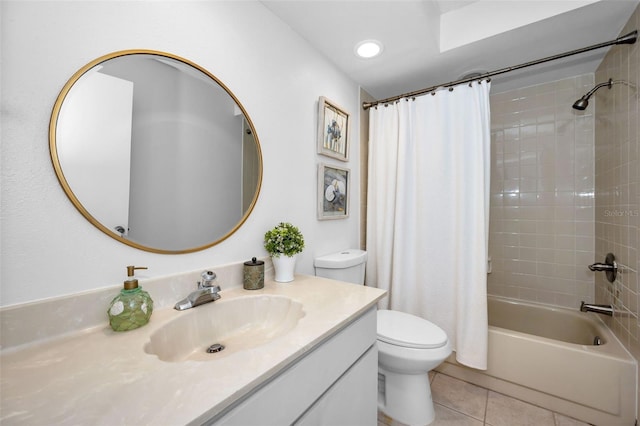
314, 249, 452, 426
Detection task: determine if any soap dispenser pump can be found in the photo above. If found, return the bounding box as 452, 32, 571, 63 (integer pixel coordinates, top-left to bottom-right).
107, 266, 154, 332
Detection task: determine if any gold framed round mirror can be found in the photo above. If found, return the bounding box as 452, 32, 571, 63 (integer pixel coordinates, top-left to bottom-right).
49, 50, 262, 254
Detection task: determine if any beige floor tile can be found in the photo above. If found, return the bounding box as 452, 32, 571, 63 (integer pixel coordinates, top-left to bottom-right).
431, 372, 488, 421
382, 374, 595, 426
485, 391, 555, 426
431, 403, 483, 426
553, 412, 592, 425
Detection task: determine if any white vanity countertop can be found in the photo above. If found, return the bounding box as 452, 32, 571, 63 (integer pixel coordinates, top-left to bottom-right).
0, 276, 386, 425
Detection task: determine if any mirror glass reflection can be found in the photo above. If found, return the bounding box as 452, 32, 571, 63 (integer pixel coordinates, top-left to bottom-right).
50, 51, 262, 253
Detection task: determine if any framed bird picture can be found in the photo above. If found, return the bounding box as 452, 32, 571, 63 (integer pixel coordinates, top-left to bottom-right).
317, 96, 349, 161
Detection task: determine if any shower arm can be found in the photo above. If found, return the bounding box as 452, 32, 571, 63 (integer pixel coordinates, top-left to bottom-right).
581, 79, 614, 100
579, 78, 637, 100
363, 30, 638, 110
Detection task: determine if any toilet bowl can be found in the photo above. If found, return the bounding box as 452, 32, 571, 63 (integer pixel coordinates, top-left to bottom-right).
377, 310, 451, 425
314, 249, 451, 426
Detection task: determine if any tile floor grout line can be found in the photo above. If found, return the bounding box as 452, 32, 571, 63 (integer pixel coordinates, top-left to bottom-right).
483, 387, 490, 425
433, 401, 481, 424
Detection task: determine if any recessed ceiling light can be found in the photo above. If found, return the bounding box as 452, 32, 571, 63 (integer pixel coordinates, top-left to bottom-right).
355, 40, 383, 59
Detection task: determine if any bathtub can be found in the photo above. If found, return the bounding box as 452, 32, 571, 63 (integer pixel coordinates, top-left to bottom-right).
436, 296, 637, 426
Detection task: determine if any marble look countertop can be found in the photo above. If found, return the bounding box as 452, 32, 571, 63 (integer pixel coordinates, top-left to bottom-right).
0, 275, 385, 425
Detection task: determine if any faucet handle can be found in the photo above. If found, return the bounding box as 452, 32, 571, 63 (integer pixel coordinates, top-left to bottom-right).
198, 270, 217, 288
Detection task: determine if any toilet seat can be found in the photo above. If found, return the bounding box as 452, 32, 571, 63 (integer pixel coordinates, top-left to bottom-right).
377, 310, 448, 349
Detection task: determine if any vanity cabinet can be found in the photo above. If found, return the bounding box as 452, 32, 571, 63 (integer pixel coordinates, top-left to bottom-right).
205, 307, 378, 426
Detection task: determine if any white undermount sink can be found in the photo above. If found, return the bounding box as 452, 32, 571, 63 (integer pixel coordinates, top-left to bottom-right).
144, 294, 305, 362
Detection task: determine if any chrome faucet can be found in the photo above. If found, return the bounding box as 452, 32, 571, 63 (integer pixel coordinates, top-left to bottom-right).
580, 301, 613, 316
174, 271, 221, 311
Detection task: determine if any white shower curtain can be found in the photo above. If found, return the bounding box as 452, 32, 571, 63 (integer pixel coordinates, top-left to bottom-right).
366, 81, 491, 370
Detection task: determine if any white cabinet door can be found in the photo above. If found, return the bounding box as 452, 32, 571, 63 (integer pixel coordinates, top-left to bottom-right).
294, 346, 378, 426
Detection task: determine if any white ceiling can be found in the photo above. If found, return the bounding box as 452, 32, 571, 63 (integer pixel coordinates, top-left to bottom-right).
262, 0, 639, 101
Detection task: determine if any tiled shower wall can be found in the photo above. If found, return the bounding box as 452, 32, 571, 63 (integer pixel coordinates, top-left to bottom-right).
487, 74, 596, 308
593, 3, 639, 416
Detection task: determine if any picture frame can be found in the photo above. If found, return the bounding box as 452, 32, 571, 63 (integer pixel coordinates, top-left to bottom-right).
318, 163, 350, 220
317, 96, 349, 161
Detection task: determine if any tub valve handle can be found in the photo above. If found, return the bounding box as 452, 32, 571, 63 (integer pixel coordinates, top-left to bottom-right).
587, 253, 617, 283
588, 263, 615, 271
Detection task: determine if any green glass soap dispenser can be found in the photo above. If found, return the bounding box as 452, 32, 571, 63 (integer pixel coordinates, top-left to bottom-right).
108, 266, 154, 332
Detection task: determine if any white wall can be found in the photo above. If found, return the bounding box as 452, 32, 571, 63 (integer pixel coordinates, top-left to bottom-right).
1, 1, 361, 306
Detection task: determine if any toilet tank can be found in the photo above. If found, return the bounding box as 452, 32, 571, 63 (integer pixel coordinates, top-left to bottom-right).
314, 249, 367, 285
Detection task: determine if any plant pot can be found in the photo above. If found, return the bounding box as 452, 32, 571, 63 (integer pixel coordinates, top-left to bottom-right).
272, 254, 297, 283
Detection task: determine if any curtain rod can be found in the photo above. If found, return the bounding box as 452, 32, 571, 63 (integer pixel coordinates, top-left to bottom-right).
362, 30, 638, 110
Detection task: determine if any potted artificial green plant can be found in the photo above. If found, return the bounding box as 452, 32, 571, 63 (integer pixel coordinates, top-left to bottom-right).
264, 222, 305, 282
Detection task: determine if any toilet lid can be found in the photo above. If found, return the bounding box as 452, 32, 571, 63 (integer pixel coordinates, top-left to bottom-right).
377, 310, 448, 349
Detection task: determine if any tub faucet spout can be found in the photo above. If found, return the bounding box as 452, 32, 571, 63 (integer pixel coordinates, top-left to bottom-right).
580, 301, 613, 316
